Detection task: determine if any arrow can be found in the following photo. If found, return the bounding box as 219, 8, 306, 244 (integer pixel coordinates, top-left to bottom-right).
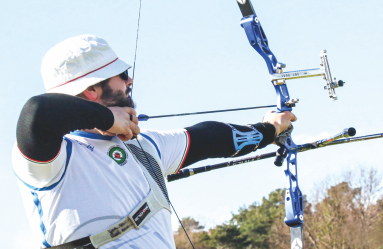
138, 105, 276, 121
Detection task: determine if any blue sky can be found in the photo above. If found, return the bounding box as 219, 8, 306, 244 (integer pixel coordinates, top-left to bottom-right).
1, 0, 382, 248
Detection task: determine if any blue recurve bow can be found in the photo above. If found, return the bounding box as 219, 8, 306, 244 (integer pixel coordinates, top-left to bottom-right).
235, 1, 344, 248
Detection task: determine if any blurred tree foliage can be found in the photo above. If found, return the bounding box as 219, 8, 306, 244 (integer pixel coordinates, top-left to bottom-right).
174, 217, 215, 249
174, 167, 383, 249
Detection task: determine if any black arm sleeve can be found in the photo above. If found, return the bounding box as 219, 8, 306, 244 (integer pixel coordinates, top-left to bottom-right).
183, 121, 275, 167
16, 93, 114, 161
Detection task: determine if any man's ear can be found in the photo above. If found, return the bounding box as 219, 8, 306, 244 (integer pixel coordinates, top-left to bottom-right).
82, 85, 102, 102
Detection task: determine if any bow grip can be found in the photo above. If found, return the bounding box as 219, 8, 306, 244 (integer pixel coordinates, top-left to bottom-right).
274, 125, 294, 166
275, 146, 287, 167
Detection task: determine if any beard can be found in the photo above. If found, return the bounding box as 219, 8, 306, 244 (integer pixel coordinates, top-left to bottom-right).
100, 83, 135, 108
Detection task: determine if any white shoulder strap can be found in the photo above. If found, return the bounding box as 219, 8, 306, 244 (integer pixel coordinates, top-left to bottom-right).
88, 135, 172, 248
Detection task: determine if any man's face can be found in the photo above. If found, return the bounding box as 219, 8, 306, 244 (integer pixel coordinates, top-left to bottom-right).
100, 74, 135, 108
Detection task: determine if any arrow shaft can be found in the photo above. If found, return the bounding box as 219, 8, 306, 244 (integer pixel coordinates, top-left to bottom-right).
138, 105, 277, 121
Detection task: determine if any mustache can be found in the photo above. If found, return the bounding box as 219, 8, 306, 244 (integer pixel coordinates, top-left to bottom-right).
126, 87, 132, 95
114, 95, 135, 108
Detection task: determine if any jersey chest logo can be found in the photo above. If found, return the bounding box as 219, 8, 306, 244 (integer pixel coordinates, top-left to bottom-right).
107, 145, 128, 166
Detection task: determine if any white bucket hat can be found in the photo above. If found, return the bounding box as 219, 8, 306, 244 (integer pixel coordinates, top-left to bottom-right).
41, 34, 131, 96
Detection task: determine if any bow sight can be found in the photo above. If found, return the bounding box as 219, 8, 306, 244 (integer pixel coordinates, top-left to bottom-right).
270, 50, 345, 101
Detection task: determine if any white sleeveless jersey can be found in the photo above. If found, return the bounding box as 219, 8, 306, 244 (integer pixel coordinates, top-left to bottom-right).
12, 129, 190, 249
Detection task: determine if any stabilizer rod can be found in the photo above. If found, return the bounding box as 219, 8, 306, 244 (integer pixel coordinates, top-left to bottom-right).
167, 128, 378, 182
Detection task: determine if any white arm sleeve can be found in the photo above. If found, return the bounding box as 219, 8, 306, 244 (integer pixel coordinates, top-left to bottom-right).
12, 139, 68, 189
140, 129, 189, 176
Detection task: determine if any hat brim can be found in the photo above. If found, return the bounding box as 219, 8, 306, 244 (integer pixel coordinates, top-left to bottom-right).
47, 58, 131, 96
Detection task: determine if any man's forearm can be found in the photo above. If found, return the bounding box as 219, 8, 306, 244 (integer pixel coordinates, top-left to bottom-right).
183, 121, 275, 166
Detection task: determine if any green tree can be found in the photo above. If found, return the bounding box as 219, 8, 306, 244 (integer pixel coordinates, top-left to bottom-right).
209, 223, 249, 249
209, 189, 289, 249
174, 217, 215, 249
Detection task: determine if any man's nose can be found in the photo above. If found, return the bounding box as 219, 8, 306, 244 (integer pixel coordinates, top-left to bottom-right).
126, 76, 133, 88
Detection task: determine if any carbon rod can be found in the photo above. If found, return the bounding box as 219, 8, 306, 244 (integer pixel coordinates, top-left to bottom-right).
167, 130, 383, 182
138, 105, 277, 121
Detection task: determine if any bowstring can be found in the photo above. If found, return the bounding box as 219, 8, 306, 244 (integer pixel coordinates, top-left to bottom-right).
130, 1, 195, 248
130, 0, 142, 99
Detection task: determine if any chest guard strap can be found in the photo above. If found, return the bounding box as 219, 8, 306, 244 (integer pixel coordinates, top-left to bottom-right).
51, 135, 171, 249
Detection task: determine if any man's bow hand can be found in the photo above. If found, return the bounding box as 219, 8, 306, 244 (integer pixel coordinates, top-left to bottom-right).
262, 111, 297, 137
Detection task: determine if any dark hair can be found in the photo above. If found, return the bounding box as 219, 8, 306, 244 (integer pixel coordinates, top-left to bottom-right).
76, 78, 110, 99
75, 77, 134, 107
